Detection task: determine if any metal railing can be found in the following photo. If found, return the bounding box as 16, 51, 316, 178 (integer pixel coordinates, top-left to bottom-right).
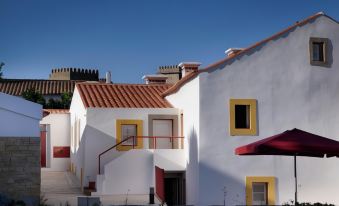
98, 135, 184, 174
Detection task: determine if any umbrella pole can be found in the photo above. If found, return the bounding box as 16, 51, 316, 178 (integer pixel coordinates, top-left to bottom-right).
294, 155, 298, 206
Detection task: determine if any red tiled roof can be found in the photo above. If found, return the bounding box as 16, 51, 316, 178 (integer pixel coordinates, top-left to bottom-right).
0, 79, 82, 96
43, 109, 69, 114
76, 83, 173, 108
162, 12, 329, 97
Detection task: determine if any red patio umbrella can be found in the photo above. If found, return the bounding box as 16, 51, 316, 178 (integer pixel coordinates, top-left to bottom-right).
235, 128, 339, 205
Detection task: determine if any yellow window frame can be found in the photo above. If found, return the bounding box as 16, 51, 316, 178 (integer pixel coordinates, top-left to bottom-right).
246, 176, 276, 206
116, 119, 143, 151
229, 99, 257, 136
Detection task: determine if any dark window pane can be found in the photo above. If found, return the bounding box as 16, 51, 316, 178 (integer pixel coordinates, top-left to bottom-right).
313, 42, 324, 62
235, 105, 250, 129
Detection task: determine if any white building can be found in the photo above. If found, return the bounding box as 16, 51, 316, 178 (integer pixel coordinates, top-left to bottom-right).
164, 12, 339, 205
69, 82, 186, 204
39, 11, 339, 206
40, 109, 71, 171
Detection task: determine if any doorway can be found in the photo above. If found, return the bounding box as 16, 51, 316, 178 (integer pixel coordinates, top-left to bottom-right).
164, 172, 185, 205
152, 119, 173, 149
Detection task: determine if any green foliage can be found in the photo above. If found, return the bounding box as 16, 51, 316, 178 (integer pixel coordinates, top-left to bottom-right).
46, 92, 73, 109
46, 98, 62, 109
61, 92, 73, 108
0, 62, 4, 79
21, 89, 73, 109
22, 88, 46, 107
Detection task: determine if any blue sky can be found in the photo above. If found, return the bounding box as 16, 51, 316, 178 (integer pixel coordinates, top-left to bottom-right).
1, 0, 339, 83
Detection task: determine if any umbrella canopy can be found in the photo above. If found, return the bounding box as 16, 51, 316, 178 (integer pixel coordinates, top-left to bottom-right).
235, 128, 339, 205
235, 128, 339, 157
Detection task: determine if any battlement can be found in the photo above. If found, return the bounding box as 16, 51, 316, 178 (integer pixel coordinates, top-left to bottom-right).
158, 65, 181, 74
49, 68, 99, 81
157, 65, 181, 84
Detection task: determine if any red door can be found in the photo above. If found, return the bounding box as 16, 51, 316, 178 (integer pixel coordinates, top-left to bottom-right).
40, 125, 47, 167
155, 166, 165, 203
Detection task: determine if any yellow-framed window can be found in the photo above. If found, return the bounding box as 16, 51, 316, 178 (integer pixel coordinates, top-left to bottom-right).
229, 99, 257, 136
116, 120, 143, 151
246, 176, 276, 206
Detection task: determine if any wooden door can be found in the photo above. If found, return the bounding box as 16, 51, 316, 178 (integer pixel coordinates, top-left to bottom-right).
153, 120, 173, 149
155, 166, 165, 203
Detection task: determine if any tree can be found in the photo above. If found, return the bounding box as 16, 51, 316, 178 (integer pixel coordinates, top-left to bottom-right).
61, 92, 73, 108
0, 62, 4, 79
21, 89, 73, 109
22, 88, 46, 107
46, 92, 73, 109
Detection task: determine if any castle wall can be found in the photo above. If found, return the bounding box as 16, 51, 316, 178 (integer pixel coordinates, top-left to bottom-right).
49, 68, 99, 81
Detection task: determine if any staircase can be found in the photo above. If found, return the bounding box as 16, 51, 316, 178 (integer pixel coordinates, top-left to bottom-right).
90, 136, 186, 204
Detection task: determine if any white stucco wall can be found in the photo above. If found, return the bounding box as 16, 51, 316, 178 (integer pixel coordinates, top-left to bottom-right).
195, 16, 339, 205
0, 92, 42, 137
40, 113, 70, 171
100, 149, 154, 195
153, 149, 186, 171
166, 77, 200, 205
69, 87, 87, 181
95, 149, 185, 196
71, 105, 180, 188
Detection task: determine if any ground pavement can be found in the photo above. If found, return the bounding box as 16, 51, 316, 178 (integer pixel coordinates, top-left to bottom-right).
41, 171, 82, 206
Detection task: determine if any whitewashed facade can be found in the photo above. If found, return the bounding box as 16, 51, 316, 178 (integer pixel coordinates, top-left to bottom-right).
165, 13, 339, 205
40, 110, 71, 171
69, 84, 185, 204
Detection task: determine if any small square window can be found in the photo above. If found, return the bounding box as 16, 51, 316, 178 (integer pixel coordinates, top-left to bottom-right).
116, 120, 143, 151
230, 99, 257, 136
235, 105, 250, 129
309, 37, 329, 66
246, 176, 276, 206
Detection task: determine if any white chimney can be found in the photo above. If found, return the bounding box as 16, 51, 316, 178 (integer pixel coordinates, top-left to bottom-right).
178, 62, 202, 77
142, 74, 168, 84
225, 48, 244, 57
105, 71, 111, 83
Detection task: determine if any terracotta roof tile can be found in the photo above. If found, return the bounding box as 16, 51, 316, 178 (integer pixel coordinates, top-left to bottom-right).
162, 12, 329, 97
76, 83, 173, 108
43, 109, 70, 114
0, 79, 82, 96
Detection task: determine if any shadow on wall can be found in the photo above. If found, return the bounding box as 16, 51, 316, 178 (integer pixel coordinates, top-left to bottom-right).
186, 127, 199, 205
199, 162, 245, 206
186, 128, 245, 206
72, 124, 124, 188
325, 39, 333, 67
82, 125, 125, 185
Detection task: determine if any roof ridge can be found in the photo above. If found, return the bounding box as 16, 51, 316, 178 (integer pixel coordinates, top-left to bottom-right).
200, 12, 324, 72
76, 82, 173, 87
162, 12, 328, 97
0, 79, 83, 82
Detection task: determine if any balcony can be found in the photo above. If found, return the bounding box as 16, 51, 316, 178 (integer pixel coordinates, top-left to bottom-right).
98, 135, 184, 174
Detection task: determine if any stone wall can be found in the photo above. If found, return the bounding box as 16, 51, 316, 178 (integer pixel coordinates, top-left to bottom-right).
158, 65, 181, 84
0, 137, 40, 205
49, 68, 99, 81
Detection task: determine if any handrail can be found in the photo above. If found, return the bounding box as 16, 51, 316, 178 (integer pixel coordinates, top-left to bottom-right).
98, 135, 134, 174
98, 135, 184, 174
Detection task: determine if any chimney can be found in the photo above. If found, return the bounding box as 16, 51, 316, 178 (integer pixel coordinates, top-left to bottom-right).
178, 62, 201, 77
105, 71, 111, 83
142, 75, 168, 84
225, 48, 244, 57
